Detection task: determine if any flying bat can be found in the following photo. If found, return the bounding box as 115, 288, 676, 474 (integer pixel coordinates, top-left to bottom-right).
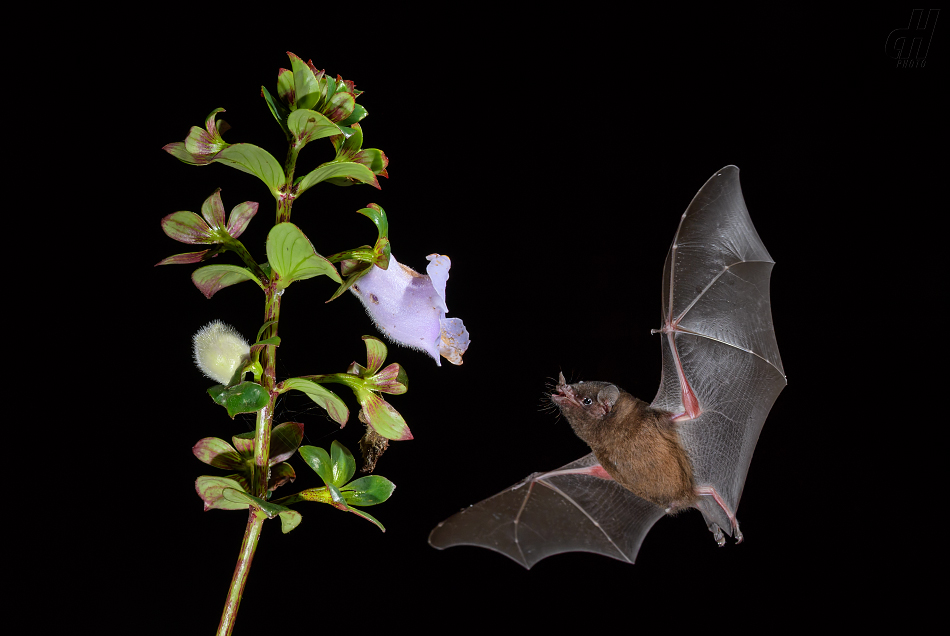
429, 165, 786, 568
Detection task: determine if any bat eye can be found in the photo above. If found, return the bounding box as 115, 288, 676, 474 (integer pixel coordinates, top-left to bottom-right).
582, 397, 593, 406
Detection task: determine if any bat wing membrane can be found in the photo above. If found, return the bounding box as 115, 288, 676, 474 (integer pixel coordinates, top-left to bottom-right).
429, 453, 666, 569
651, 166, 786, 535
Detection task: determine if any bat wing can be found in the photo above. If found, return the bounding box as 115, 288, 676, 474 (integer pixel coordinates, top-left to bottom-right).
429, 453, 666, 569
651, 165, 786, 539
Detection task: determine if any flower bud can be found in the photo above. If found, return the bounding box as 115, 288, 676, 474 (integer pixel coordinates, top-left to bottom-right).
193, 320, 250, 384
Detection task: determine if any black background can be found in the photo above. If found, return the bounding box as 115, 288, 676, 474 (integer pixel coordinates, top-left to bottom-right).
102, 9, 939, 631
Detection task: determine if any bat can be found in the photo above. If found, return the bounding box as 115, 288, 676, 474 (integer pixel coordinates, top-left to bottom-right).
428, 165, 786, 568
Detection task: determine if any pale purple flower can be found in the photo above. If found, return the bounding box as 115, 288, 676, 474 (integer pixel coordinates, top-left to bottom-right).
350, 254, 469, 366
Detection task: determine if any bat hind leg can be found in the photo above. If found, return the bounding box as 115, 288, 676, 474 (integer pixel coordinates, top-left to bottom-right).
695, 486, 744, 546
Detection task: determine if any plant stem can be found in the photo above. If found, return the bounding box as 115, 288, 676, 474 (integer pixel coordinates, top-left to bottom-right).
254, 286, 282, 495
216, 136, 297, 634
216, 509, 267, 636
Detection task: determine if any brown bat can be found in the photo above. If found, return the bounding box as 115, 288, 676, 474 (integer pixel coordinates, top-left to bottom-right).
429, 166, 786, 568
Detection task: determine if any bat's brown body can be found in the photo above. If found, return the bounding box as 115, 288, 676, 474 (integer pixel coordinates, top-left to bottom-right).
429, 166, 785, 568
553, 377, 695, 508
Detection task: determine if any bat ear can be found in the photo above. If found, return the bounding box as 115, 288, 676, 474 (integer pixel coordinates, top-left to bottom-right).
597, 385, 619, 415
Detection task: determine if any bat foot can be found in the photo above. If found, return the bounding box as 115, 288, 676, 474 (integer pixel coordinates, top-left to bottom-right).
708, 520, 743, 547
709, 523, 726, 547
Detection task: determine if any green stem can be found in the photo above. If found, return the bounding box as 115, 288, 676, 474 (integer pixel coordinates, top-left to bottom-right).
285, 143, 299, 186
226, 239, 268, 283
254, 285, 281, 495
216, 509, 267, 636
215, 275, 282, 633
216, 127, 299, 633
276, 144, 299, 224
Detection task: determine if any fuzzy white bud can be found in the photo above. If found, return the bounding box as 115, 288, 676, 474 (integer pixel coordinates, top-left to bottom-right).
192, 320, 250, 384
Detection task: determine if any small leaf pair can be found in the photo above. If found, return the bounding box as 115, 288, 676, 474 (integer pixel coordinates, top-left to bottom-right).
326, 123, 389, 186
163, 108, 286, 197
267, 223, 342, 292
326, 204, 391, 302
194, 422, 306, 533
289, 441, 395, 531
299, 336, 411, 441
156, 189, 257, 266
194, 477, 302, 534
194, 422, 304, 493
192, 218, 347, 299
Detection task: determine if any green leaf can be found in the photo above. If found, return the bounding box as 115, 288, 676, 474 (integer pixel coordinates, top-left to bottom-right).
289, 52, 321, 111
266, 223, 342, 289
361, 336, 388, 375
337, 104, 367, 127
341, 475, 396, 506
221, 488, 296, 521
193, 437, 243, 470
288, 109, 341, 147
295, 162, 378, 195
268, 462, 296, 492
271, 422, 304, 463
255, 320, 278, 342
323, 91, 355, 124
232, 431, 255, 454
360, 392, 412, 441
299, 445, 334, 486
195, 476, 249, 511
279, 377, 349, 425
279, 509, 302, 533
356, 148, 389, 175
369, 363, 408, 396
192, 264, 263, 299
331, 122, 363, 154
161, 211, 216, 244
214, 144, 285, 195
329, 440, 356, 486
277, 68, 295, 108
226, 201, 259, 239
357, 204, 389, 239
155, 248, 220, 266
208, 381, 270, 418
344, 507, 385, 532
261, 85, 291, 135
200, 189, 227, 230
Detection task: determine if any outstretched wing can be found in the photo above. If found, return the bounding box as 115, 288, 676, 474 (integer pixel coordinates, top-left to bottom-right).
429, 453, 666, 569
651, 165, 786, 536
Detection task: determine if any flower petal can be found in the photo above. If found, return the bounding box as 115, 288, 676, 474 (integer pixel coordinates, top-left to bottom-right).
438, 317, 470, 366
425, 254, 451, 312
349, 253, 468, 366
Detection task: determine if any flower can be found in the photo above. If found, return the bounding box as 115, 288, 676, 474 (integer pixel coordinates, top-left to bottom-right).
193, 320, 251, 384
349, 254, 469, 366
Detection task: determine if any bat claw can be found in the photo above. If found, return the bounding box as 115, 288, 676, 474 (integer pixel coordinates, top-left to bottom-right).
709, 523, 726, 547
